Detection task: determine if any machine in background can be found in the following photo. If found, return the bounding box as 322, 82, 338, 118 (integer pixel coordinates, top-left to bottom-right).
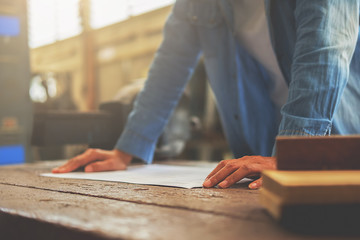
0, 0, 33, 165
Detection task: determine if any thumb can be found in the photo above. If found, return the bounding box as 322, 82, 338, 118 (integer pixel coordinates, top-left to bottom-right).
248, 177, 263, 190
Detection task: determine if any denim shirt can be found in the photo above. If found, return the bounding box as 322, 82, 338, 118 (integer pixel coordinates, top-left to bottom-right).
115, 0, 360, 163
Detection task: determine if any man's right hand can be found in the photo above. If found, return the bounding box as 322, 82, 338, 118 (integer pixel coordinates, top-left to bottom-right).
52, 149, 133, 173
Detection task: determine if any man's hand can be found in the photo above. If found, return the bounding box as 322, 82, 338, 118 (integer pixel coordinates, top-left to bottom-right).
52, 149, 133, 173
203, 156, 276, 189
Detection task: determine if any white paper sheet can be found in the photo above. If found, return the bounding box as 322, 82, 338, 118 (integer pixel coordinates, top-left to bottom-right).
41, 164, 251, 189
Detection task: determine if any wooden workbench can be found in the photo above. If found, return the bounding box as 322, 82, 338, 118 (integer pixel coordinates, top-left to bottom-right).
0, 161, 357, 240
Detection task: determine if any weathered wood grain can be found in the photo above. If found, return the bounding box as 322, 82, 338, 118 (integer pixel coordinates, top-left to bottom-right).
0, 161, 261, 220
0, 183, 347, 240
1, 161, 357, 240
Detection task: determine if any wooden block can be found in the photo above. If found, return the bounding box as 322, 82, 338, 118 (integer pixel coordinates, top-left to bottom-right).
261, 170, 360, 234
261, 188, 360, 234
276, 135, 360, 170
261, 170, 360, 205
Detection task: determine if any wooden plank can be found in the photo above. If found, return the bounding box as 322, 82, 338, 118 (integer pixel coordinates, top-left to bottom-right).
276, 135, 360, 170
261, 170, 360, 235
260, 187, 360, 235
0, 161, 262, 220
0, 184, 264, 240
261, 170, 360, 205
1, 161, 357, 239
1, 180, 322, 240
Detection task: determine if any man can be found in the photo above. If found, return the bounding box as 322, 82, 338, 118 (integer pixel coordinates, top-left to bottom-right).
203, 0, 360, 188
53, 0, 360, 189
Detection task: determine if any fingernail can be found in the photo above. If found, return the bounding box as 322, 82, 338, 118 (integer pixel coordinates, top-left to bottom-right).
203, 179, 211, 188
249, 182, 258, 189
219, 180, 228, 188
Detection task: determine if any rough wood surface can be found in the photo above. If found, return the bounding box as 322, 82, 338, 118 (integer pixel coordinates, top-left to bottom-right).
0, 161, 263, 219
0, 161, 356, 240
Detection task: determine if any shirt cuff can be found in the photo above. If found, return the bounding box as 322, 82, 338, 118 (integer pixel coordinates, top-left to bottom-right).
278, 112, 332, 136
272, 113, 332, 156
114, 127, 156, 164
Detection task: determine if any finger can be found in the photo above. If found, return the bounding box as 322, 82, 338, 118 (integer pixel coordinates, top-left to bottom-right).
248, 177, 263, 190
52, 149, 104, 173
217, 168, 248, 188
204, 160, 228, 180
84, 159, 128, 172
203, 163, 237, 188
52, 151, 95, 173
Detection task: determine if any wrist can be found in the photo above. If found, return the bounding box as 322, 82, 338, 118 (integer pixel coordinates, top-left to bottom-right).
113, 149, 133, 165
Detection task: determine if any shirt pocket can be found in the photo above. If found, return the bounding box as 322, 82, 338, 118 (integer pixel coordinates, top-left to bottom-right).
187, 0, 223, 28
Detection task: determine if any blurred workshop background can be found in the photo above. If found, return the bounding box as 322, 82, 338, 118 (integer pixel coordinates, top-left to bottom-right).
0, 0, 231, 165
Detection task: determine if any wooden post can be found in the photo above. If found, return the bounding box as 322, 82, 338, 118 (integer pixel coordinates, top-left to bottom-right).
79, 0, 96, 110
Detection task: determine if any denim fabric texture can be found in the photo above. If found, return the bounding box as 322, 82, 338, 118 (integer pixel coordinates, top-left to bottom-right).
267, 0, 360, 136
116, 0, 360, 163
